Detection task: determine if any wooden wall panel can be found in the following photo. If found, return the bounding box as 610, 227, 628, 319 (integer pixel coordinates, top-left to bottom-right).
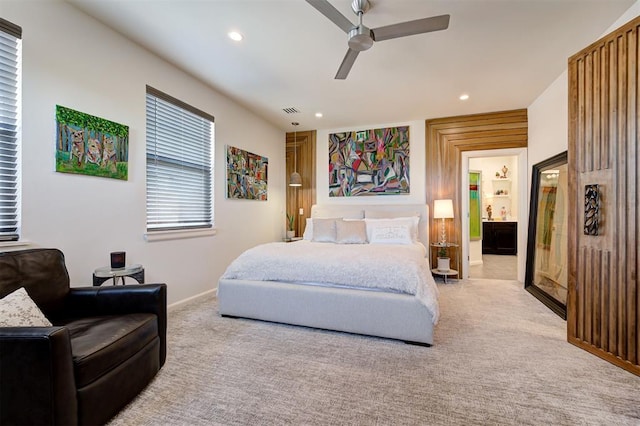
425, 110, 528, 275
286, 130, 316, 237
567, 16, 639, 376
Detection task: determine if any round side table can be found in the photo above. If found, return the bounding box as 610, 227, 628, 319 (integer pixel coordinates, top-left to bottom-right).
93, 264, 145, 286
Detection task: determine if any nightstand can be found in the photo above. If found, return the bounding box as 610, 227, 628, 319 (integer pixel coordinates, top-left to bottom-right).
429, 242, 459, 283
283, 237, 303, 243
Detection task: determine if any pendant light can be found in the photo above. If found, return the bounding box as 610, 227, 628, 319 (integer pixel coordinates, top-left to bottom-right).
289, 122, 302, 187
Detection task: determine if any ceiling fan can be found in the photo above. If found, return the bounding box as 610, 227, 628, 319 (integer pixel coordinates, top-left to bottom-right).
306, 0, 450, 79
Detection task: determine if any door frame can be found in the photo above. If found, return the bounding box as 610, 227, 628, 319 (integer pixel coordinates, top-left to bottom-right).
461, 148, 528, 281
286, 130, 316, 237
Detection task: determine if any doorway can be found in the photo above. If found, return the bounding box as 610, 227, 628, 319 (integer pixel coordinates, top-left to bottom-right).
461, 148, 527, 282
285, 129, 317, 238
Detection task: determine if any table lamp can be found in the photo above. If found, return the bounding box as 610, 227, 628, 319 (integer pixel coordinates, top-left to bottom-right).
433, 199, 454, 244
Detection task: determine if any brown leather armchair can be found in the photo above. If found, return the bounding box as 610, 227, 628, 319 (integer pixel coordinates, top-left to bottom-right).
0, 248, 167, 425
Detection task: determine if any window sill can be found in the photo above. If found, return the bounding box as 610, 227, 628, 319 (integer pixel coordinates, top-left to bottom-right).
144, 227, 217, 242
0, 240, 33, 250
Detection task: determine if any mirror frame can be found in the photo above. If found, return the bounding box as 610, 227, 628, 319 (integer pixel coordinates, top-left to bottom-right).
525, 151, 568, 319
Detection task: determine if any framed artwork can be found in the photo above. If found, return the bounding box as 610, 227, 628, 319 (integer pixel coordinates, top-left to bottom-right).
55, 105, 129, 180
525, 151, 568, 319
469, 170, 482, 240
328, 125, 409, 196
226, 145, 268, 200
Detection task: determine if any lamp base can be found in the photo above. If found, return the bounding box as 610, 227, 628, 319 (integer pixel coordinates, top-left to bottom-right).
439, 218, 447, 244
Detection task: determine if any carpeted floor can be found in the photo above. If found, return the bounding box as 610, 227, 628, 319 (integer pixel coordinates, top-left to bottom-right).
108, 279, 640, 425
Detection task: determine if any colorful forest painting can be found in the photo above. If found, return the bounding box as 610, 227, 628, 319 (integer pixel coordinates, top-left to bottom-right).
329, 126, 409, 197
56, 105, 129, 180
226, 145, 268, 200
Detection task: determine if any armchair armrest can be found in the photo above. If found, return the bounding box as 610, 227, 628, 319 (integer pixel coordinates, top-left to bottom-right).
0, 327, 77, 425
64, 284, 167, 366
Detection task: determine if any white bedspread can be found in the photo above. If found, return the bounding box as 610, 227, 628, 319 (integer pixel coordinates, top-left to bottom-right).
221, 240, 439, 323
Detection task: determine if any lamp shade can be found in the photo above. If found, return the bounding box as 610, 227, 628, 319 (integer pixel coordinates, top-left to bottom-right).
289, 172, 302, 187
433, 199, 454, 219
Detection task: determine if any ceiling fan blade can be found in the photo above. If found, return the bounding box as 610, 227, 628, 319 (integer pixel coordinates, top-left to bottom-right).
305, 0, 354, 34
335, 49, 359, 80
372, 14, 450, 42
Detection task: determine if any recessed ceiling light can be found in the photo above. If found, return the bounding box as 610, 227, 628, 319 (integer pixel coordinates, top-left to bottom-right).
228, 31, 243, 41
315, 112, 323, 118
459, 94, 470, 101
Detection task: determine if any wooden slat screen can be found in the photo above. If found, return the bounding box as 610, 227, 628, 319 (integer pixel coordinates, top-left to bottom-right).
567, 16, 639, 376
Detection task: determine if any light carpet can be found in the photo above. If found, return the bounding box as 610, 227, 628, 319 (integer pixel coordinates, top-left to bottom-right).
108, 279, 640, 425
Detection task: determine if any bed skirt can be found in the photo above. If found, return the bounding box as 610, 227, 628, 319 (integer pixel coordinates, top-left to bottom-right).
217, 279, 435, 345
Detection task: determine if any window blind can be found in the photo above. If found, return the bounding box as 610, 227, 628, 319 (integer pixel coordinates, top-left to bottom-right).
0, 19, 21, 241
146, 86, 214, 231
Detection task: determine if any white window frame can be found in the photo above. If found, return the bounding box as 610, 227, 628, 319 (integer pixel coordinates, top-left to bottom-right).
144, 86, 215, 242
0, 18, 22, 244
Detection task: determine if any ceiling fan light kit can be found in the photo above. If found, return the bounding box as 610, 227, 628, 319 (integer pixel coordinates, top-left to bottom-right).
306, 0, 450, 80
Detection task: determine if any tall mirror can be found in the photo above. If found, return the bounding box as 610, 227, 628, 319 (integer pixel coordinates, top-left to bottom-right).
525, 151, 568, 319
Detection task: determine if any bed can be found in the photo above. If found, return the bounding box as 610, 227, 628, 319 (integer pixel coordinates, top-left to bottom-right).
217, 204, 438, 345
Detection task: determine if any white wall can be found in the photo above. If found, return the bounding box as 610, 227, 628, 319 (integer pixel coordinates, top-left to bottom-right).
528, 1, 639, 174
315, 120, 426, 206
4, 1, 285, 304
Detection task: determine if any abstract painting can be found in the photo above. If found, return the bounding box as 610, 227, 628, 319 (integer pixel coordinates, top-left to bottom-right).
226, 145, 268, 200
328, 126, 409, 197
469, 171, 482, 240
56, 105, 129, 180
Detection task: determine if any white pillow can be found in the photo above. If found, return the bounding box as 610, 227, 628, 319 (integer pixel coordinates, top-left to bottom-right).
0, 287, 52, 327
305, 217, 364, 241
335, 220, 367, 244
312, 218, 337, 243
369, 224, 413, 245
364, 216, 420, 242
303, 217, 313, 240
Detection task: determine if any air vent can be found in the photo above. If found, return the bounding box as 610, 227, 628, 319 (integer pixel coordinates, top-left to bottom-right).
282, 107, 300, 114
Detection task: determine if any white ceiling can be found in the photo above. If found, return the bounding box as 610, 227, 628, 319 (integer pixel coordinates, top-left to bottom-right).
67, 0, 634, 131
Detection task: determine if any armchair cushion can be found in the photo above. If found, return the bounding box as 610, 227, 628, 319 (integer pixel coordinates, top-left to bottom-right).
62, 313, 158, 388
0, 287, 52, 327
64, 285, 168, 366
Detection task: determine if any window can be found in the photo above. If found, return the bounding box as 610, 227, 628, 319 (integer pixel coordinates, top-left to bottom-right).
145, 86, 214, 233
0, 19, 21, 242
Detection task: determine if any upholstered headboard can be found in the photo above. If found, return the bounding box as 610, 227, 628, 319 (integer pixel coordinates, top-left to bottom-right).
310, 204, 430, 248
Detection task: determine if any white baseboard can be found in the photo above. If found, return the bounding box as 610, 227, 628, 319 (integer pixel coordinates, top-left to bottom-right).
168, 288, 216, 312
469, 260, 483, 266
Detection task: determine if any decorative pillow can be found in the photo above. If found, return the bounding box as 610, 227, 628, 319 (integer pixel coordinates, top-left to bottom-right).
312, 218, 337, 243
369, 225, 413, 245
303, 218, 313, 240
364, 217, 420, 242
335, 220, 367, 244
0, 287, 52, 327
